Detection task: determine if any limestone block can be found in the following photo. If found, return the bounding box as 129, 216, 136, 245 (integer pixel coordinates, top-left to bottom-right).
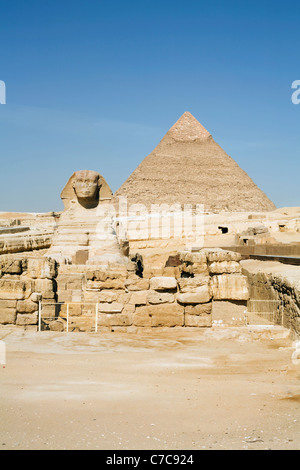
211, 274, 249, 300
179, 251, 207, 264
109, 267, 128, 278
125, 278, 150, 291
98, 290, 118, 303
177, 285, 211, 304
0, 299, 17, 309
41, 304, 58, 319
185, 314, 212, 327
71, 290, 83, 303
0, 308, 17, 324
17, 299, 38, 313
147, 291, 175, 304
0, 279, 32, 300
82, 290, 100, 303
204, 249, 242, 263
178, 276, 210, 293
0, 259, 23, 275
162, 267, 181, 278
129, 290, 148, 306
209, 261, 241, 274
142, 267, 164, 279
193, 264, 209, 275
57, 275, 83, 291
87, 278, 125, 290
134, 304, 184, 327
27, 258, 57, 279
185, 303, 212, 316
33, 279, 55, 299
179, 263, 208, 276
86, 270, 108, 281
48, 320, 65, 332
31, 292, 42, 303
126, 261, 138, 273
59, 303, 82, 316
98, 313, 133, 327
99, 302, 123, 313
56, 290, 72, 302
86, 269, 127, 282
16, 312, 38, 326
241, 225, 268, 236
150, 276, 177, 291
122, 303, 136, 314
0, 233, 52, 256
68, 277, 84, 290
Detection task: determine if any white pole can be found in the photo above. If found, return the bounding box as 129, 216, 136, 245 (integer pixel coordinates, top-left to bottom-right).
66, 303, 69, 333
38, 301, 42, 332
95, 303, 99, 333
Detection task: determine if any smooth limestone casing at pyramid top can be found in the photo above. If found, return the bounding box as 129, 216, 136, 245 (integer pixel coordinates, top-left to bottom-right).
114, 112, 276, 212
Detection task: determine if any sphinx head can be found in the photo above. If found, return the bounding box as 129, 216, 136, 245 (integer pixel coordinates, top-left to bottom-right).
72, 170, 101, 208
60, 169, 113, 210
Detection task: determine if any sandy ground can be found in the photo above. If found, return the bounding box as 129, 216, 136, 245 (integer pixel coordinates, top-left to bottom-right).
0, 325, 300, 450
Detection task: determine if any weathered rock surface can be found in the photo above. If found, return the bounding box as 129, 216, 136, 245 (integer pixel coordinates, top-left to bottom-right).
134, 304, 184, 327
211, 274, 249, 300
17, 299, 38, 313
0, 279, 32, 300
208, 261, 241, 274
178, 276, 209, 293
185, 303, 212, 316
150, 276, 177, 291
185, 313, 212, 327
0, 308, 17, 324
16, 312, 38, 326
177, 285, 212, 304
147, 291, 175, 304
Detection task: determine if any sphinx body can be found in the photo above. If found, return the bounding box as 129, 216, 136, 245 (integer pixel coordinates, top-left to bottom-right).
48, 170, 126, 266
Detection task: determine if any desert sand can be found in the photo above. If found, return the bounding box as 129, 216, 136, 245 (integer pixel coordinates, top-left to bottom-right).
0, 326, 299, 450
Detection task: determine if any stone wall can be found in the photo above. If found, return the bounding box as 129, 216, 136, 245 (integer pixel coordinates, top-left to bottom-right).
53, 248, 248, 331
0, 256, 57, 327
0, 232, 53, 256
51, 249, 249, 331
0, 249, 250, 331
242, 265, 300, 336
0, 212, 58, 256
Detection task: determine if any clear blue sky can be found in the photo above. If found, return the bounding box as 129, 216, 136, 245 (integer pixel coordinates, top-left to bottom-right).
0, 0, 299, 212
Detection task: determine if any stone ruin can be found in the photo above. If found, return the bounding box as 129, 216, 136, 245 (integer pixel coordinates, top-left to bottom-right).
0, 112, 299, 335
0, 247, 250, 332
0, 168, 250, 332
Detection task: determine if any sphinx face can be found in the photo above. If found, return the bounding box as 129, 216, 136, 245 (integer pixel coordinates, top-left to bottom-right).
73, 170, 100, 205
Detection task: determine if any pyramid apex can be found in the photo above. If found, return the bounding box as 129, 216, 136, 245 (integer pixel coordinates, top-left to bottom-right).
182, 111, 195, 117
167, 111, 211, 142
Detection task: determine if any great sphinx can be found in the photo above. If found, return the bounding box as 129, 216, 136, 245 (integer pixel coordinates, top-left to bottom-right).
48, 170, 127, 266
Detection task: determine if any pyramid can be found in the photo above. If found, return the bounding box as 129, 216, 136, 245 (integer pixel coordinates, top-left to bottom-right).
114, 112, 276, 212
